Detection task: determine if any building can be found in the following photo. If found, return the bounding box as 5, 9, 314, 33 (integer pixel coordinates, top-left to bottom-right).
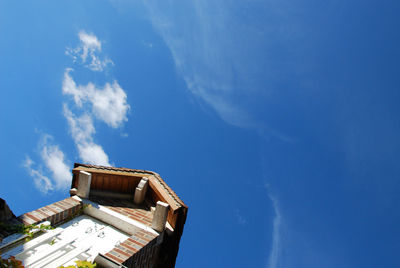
0, 163, 188, 267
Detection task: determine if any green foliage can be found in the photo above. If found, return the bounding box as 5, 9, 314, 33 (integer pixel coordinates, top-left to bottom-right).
59, 260, 96, 268
0, 258, 96, 268
0, 222, 54, 267
0, 222, 53, 242
0, 204, 91, 242
0, 204, 95, 267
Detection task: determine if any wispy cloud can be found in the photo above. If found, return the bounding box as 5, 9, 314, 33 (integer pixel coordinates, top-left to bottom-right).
143, 2, 295, 142
267, 193, 282, 268
144, 4, 288, 264
23, 156, 54, 194
187, 81, 257, 128
66, 30, 113, 71
24, 135, 71, 193
143, 2, 263, 129
40, 137, 71, 189
63, 105, 110, 166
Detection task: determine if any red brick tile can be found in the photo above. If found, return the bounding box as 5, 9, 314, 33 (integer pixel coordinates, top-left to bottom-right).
45, 205, 59, 214
25, 213, 40, 223
105, 253, 124, 264
120, 243, 140, 253
113, 247, 132, 258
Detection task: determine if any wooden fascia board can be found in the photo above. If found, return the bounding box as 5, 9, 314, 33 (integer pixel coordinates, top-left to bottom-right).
148, 176, 180, 211
72, 166, 150, 178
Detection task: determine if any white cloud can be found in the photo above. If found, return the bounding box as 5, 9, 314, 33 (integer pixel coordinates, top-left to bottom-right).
62, 31, 129, 167
23, 135, 71, 193
63, 105, 110, 166
62, 70, 130, 128
40, 137, 71, 189
91, 81, 129, 128
66, 30, 113, 71
76, 143, 110, 166
62, 68, 85, 106
78, 31, 101, 62
267, 193, 282, 268
23, 156, 54, 194
25, 30, 125, 194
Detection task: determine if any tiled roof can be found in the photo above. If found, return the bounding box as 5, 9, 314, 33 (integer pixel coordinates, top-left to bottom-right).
73, 163, 187, 210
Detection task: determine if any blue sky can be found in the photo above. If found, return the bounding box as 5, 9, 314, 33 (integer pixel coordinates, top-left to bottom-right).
1, 0, 400, 267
